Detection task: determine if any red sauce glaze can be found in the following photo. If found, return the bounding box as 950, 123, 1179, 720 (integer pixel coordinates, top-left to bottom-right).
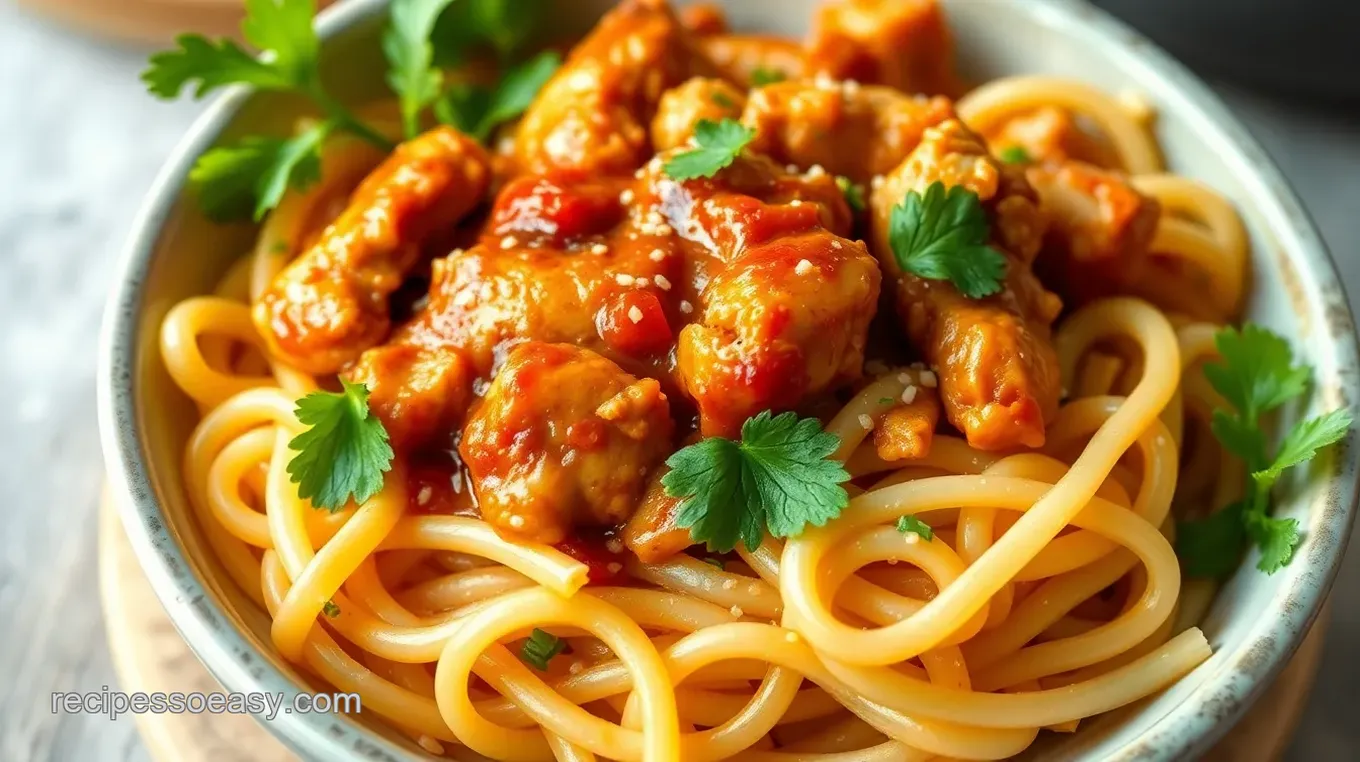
596, 289, 674, 357
405, 453, 477, 516
488, 172, 627, 246
554, 532, 627, 584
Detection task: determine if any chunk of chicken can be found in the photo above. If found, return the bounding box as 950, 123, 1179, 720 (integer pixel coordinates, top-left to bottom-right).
512, 0, 706, 176
678, 232, 881, 437
253, 127, 491, 374
699, 36, 806, 86
743, 82, 955, 184
651, 77, 747, 151
875, 388, 941, 461
621, 466, 691, 562
460, 342, 674, 544
981, 107, 1116, 168
871, 119, 1061, 450
1026, 161, 1161, 305
345, 343, 472, 452
805, 0, 960, 96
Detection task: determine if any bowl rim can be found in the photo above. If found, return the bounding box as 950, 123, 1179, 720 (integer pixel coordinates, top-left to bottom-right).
96, 0, 1360, 759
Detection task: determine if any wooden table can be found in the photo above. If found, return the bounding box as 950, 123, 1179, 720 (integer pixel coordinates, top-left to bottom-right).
4, 2, 1360, 760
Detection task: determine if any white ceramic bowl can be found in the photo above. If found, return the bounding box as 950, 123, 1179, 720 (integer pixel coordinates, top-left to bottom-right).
98, 0, 1360, 759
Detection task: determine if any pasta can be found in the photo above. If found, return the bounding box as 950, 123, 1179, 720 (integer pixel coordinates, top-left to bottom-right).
150, 1, 1281, 759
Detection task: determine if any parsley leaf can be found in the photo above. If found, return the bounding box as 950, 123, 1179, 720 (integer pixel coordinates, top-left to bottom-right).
998, 145, 1032, 164
889, 181, 1008, 299
434, 51, 560, 142
521, 628, 566, 670
322, 600, 341, 618
662, 410, 850, 553
1203, 324, 1311, 422
896, 515, 934, 541
663, 119, 757, 182
189, 120, 334, 222
142, 36, 294, 99
286, 380, 395, 512
1253, 409, 1352, 490
750, 67, 786, 87
143, 0, 393, 221
432, 0, 544, 65
1248, 514, 1301, 573
836, 176, 866, 212
384, 0, 459, 138
1175, 502, 1247, 578
1179, 323, 1351, 577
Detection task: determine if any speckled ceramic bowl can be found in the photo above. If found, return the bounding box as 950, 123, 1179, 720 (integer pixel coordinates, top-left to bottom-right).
97, 0, 1360, 759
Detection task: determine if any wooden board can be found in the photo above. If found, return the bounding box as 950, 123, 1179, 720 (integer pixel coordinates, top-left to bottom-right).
98, 493, 1325, 762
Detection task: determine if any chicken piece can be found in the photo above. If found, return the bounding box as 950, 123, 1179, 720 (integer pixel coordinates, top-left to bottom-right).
805, 0, 960, 96
678, 232, 881, 437
874, 389, 941, 461
981, 107, 1117, 168
651, 77, 747, 151
678, 2, 727, 35
871, 119, 1061, 450
621, 467, 693, 562
253, 127, 491, 374
459, 342, 674, 544
512, 0, 705, 176
699, 36, 806, 86
345, 343, 472, 452
743, 82, 955, 184
1027, 161, 1161, 304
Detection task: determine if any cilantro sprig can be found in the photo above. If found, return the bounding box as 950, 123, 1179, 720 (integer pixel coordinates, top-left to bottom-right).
286, 381, 395, 512
1177, 325, 1351, 576
435, 51, 562, 141
750, 67, 786, 87
143, 0, 551, 222
143, 0, 395, 221
836, 176, 866, 212
997, 145, 1032, 164
521, 628, 567, 670
662, 411, 851, 553
889, 181, 1008, 299
663, 119, 757, 182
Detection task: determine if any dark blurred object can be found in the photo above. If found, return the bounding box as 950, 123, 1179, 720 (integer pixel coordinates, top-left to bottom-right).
1093, 0, 1360, 102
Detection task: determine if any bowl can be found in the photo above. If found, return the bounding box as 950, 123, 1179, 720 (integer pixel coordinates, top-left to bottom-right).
97, 0, 1360, 759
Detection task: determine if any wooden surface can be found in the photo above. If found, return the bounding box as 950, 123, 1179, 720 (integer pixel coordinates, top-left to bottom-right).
98, 491, 1324, 762
5, 3, 1360, 761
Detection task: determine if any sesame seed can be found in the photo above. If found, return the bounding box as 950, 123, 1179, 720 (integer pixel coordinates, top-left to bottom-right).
620, 189, 635, 204
615, 273, 635, 286
591, 243, 609, 255
634, 277, 649, 287
508, 515, 525, 529
634, 168, 646, 179
901, 385, 918, 404
871, 175, 885, 191
679, 300, 693, 314
920, 370, 938, 388
606, 538, 624, 554
654, 274, 672, 291
904, 532, 920, 545
568, 660, 584, 674
843, 79, 861, 96
416, 486, 433, 506
722, 579, 737, 590
606, 562, 623, 574
628, 306, 644, 323
789, 199, 802, 207
500, 235, 518, 249
887, 558, 898, 565
453, 290, 475, 307
784, 631, 799, 643
897, 372, 911, 383
747, 583, 761, 596
729, 605, 744, 618
858, 413, 874, 430
786, 164, 799, 173
795, 259, 814, 275
649, 248, 666, 262
806, 164, 827, 178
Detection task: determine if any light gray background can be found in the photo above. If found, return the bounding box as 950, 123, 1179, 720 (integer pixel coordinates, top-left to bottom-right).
0, 2, 1357, 760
